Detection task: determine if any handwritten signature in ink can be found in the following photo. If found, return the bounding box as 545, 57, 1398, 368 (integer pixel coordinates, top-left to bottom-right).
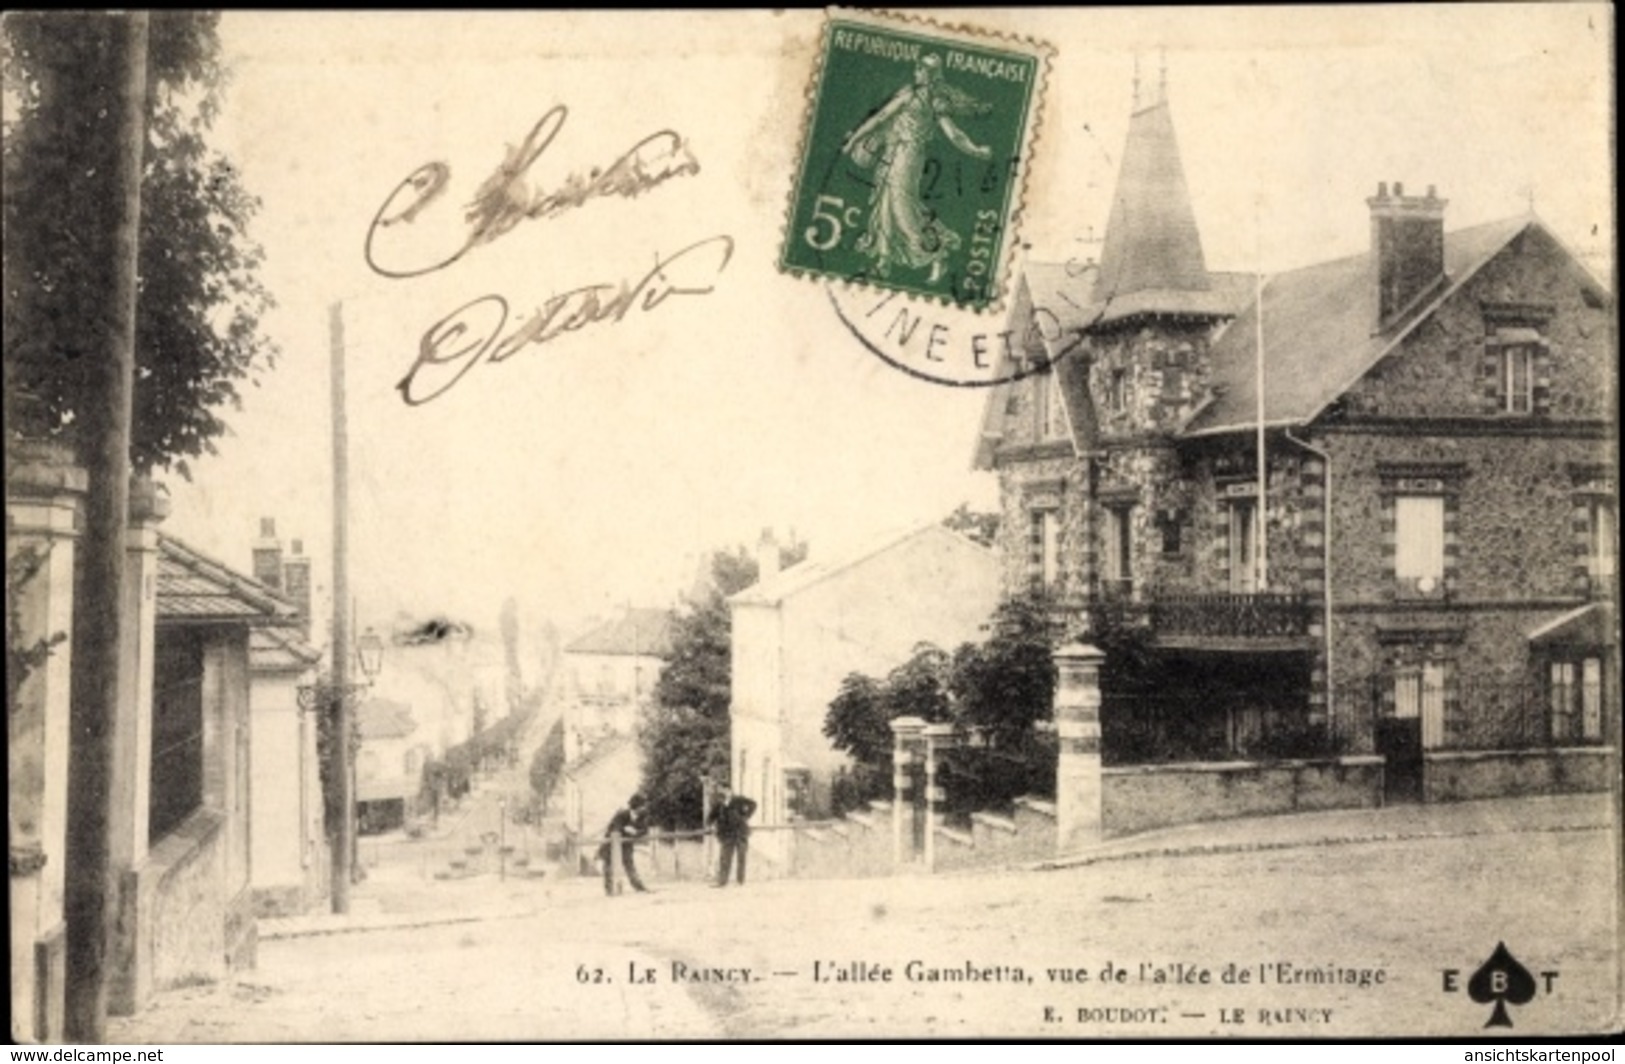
365, 105, 702, 279
395, 235, 734, 405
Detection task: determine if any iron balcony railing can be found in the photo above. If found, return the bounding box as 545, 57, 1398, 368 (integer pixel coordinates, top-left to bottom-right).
1046, 587, 1315, 643
1148, 591, 1314, 640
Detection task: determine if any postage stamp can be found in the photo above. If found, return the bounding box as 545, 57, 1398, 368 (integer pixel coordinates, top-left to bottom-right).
780, 9, 1051, 312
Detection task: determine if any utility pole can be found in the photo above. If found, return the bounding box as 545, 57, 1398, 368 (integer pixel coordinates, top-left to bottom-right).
64, 12, 149, 1043
329, 302, 355, 914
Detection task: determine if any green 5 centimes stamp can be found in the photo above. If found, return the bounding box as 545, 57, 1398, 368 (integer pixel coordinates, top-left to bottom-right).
782, 10, 1051, 312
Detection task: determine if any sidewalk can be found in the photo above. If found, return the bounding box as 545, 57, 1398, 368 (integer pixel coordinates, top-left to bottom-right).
263, 792, 1615, 937
1037, 791, 1615, 871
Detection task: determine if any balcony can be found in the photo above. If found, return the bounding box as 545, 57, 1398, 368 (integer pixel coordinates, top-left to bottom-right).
1148, 592, 1315, 652
1045, 587, 1317, 653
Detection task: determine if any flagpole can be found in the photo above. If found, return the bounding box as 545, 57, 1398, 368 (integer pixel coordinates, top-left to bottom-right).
1255, 268, 1268, 591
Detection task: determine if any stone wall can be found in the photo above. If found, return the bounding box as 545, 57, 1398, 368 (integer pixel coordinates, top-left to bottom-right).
1317, 222, 1611, 723
1323, 432, 1606, 620
1423, 746, 1615, 802
993, 450, 1086, 599
783, 814, 894, 880
932, 799, 1058, 872
146, 809, 228, 992
1100, 757, 1385, 838
1349, 225, 1613, 422
1088, 320, 1217, 439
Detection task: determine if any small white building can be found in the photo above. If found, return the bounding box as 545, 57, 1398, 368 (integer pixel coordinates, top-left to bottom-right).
560, 609, 673, 761
728, 523, 1001, 827
356, 698, 427, 834
247, 627, 326, 916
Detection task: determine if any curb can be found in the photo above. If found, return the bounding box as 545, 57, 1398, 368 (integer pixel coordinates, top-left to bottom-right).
260, 907, 537, 941
1033, 820, 1608, 873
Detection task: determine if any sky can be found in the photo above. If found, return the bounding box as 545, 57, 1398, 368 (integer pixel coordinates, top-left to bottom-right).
155, 7, 1614, 648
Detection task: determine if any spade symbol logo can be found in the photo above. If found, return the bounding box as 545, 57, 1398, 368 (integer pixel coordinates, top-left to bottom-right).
1467, 941, 1537, 1027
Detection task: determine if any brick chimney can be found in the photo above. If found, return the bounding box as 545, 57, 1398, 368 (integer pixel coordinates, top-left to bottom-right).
252, 516, 283, 590
756, 527, 780, 584
283, 538, 313, 638
1368, 181, 1448, 329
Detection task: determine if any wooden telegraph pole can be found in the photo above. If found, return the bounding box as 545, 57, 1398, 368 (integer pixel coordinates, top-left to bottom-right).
329, 302, 355, 914
64, 12, 149, 1043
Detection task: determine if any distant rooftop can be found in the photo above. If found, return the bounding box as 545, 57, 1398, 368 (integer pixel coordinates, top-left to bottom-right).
358, 698, 417, 740
565, 608, 675, 658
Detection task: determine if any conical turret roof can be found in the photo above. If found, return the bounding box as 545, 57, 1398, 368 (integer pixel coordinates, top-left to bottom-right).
1095, 96, 1210, 300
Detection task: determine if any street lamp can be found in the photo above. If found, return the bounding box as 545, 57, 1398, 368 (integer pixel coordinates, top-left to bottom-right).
296, 627, 386, 712
356, 627, 384, 683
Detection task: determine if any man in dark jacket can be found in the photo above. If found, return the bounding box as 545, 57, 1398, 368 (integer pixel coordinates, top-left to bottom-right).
598, 793, 650, 895
708, 785, 757, 887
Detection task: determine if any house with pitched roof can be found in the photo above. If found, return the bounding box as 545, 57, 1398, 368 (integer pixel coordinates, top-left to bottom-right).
248, 627, 325, 915
355, 697, 427, 834
976, 77, 1615, 800
244, 519, 327, 916
560, 607, 674, 760
556, 608, 674, 858
728, 524, 1000, 827
10, 481, 304, 1038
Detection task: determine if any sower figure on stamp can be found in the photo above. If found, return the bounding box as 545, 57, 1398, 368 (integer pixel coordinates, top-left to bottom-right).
708, 784, 757, 888
840, 53, 993, 284
598, 793, 650, 895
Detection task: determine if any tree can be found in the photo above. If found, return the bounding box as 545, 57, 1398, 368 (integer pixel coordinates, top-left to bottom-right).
821, 591, 1063, 815
942, 502, 1001, 548
823, 672, 890, 767
950, 591, 1059, 748
639, 537, 809, 829
3, 12, 277, 476
528, 718, 566, 814
5, 523, 66, 720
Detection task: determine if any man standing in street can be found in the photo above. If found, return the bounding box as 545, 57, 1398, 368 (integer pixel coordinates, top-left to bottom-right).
598, 793, 650, 895
709, 784, 757, 888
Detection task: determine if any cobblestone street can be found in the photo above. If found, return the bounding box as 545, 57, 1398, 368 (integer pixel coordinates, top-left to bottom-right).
105, 794, 1620, 1041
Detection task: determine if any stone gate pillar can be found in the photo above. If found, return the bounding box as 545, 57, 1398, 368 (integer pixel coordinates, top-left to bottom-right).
7, 441, 88, 1043
921, 722, 958, 874
1053, 641, 1105, 853
888, 716, 925, 866
109, 476, 168, 1015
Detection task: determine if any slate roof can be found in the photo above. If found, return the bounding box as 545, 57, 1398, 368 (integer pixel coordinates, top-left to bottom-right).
1095, 99, 1211, 300
157, 534, 299, 626
358, 698, 417, 741
249, 627, 322, 673
1528, 602, 1615, 649
564, 608, 674, 658
1184, 215, 1543, 436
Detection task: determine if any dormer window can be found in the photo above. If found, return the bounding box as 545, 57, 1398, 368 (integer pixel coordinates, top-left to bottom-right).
1499, 342, 1535, 414
1043, 369, 1068, 440
1032, 370, 1068, 442
1481, 305, 1552, 416
1108, 368, 1129, 414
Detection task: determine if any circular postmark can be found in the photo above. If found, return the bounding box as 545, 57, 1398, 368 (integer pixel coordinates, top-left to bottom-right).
803, 127, 1097, 387
824, 264, 1096, 388
780, 11, 1057, 375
